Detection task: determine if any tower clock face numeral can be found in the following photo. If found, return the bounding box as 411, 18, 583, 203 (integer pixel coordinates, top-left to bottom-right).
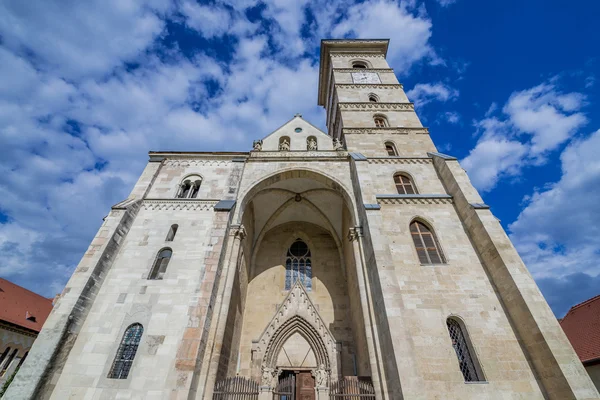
351, 72, 381, 84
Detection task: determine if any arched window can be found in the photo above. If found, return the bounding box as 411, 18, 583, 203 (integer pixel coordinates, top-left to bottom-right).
410, 220, 445, 264
352, 61, 368, 69
177, 176, 202, 199
165, 224, 178, 242
394, 173, 416, 194
446, 318, 483, 382
285, 239, 312, 291
108, 323, 143, 379
148, 248, 172, 280
374, 115, 388, 128
369, 94, 379, 102
0, 348, 10, 367
385, 142, 397, 156
0, 349, 17, 376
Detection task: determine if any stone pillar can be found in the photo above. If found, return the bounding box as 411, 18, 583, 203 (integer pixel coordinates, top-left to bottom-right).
195, 224, 246, 399
348, 226, 386, 400
258, 386, 272, 400
316, 386, 329, 400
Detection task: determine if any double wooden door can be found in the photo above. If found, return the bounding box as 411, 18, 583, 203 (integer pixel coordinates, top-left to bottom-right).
275, 371, 315, 400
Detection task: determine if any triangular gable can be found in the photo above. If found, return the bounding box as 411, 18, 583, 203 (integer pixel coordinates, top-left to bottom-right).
258, 114, 333, 151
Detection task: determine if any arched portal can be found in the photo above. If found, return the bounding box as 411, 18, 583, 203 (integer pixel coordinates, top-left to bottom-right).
214, 168, 373, 389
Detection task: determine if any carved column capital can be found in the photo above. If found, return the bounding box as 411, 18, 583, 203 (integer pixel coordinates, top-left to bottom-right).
347, 226, 363, 242
230, 224, 246, 240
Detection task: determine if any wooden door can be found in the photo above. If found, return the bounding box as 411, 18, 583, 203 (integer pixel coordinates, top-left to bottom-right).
296, 371, 315, 400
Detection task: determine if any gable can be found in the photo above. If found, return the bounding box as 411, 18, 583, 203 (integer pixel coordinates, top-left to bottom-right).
259, 115, 334, 151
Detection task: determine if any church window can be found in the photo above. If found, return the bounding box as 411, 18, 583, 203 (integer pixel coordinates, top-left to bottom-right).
374, 115, 388, 128
285, 239, 312, 291
385, 142, 397, 156
0, 348, 12, 372
446, 318, 483, 382
165, 224, 178, 242
177, 176, 202, 199
148, 248, 172, 280
108, 323, 143, 379
394, 173, 416, 194
0, 348, 18, 376
369, 94, 379, 102
410, 220, 445, 264
352, 61, 368, 69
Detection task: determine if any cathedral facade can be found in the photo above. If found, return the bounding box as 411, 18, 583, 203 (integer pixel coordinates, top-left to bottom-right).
6, 40, 599, 400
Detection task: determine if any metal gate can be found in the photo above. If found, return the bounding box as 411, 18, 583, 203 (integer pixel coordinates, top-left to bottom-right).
273, 373, 295, 400
329, 377, 375, 399
212, 376, 259, 400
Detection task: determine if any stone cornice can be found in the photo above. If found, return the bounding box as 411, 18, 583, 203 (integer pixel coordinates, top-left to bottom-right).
367, 158, 432, 165
338, 102, 414, 111
335, 83, 403, 89
248, 151, 348, 160
343, 127, 429, 135
330, 52, 386, 58
142, 199, 218, 211
164, 159, 231, 167
376, 194, 453, 205
333, 68, 394, 73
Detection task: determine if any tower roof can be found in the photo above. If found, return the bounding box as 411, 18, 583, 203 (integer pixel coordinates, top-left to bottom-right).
560, 294, 600, 363
318, 39, 390, 106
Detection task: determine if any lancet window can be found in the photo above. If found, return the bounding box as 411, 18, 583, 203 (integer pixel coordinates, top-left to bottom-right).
165, 224, 178, 242
352, 61, 368, 69
385, 142, 398, 156
446, 318, 483, 382
176, 176, 202, 199
148, 248, 172, 280
285, 239, 312, 291
394, 173, 416, 194
410, 220, 445, 264
108, 323, 143, 379
374, 115, 388, 127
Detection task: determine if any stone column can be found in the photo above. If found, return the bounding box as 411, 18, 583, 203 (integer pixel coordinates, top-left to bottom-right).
196, 224, 246, 399
348, 226, 386, 400
316, 386, 330, 400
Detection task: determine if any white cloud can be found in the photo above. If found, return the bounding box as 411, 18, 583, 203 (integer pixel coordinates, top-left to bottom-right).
443, 111, 460, 124
437, 0, 457, 6
509, 129, 600, 280
407, 82, 459, 108
461, 82, 587, 192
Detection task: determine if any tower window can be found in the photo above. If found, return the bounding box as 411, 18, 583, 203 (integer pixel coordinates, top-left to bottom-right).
385, 142, 397, 156
108, 323, 143, 379
165, 224, 178, 242
446, 318, 483, 382
394, 173, 416, 194
410, 220, 445, 264
148, 248, 172, 280
352, 61, 368, 69
374, 115, 388, 128
176, 176, 202, 199
285, 239, 312, 291
369, 94, 379, 102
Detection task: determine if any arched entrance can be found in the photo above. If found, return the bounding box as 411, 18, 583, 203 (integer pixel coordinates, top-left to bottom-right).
207, 168, 377, 399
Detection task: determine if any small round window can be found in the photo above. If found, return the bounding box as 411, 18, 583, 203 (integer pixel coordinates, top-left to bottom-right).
295, 127, 302, 133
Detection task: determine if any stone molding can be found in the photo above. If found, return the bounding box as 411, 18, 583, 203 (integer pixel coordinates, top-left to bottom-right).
142, 199, 217, 211
164, 159, 230, 167
376, 194, 453, 205
333, 68, 394, 73
343, 127, 429, 135
347, 226, 363, 242
330, 53, 385, 58
338, 102, 414, 111
335, 84, 403, 90
367, 157, 432, 165
249, 151, 348, 159
252, 282, 339, 377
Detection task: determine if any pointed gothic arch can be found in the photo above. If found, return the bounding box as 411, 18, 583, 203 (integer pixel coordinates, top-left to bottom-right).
252, 282, 340, 378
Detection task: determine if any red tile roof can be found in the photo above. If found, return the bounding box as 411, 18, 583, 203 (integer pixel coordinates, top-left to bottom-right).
560, 294, 600, 363
0, 278, 53, 333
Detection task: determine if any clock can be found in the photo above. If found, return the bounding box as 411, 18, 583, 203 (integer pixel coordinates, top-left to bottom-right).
351, 72, 381, 84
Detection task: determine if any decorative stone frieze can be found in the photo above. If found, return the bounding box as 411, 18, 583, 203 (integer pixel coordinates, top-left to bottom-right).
334, 84, 402, 89
367, 158, 432, 165
330, 53, 385, 58
164, 159, 230, 167
142, 199, 217, 211
376, 195, 453, 205
248, 151, 348, 159
343, 127, 429, 135
338, 102, 414, 111
332, 68, 394, 73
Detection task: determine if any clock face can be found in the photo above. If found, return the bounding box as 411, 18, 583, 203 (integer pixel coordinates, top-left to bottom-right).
351, 72, 381, 84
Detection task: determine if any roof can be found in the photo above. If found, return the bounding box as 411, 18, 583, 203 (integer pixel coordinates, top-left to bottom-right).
0, 278, 53, 333
560, 294, 600, 363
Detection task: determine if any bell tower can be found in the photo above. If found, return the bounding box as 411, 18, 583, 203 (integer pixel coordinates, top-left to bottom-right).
318, 39, 437, 157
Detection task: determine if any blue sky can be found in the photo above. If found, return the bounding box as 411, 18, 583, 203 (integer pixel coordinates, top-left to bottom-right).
0, 0, 599, 318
